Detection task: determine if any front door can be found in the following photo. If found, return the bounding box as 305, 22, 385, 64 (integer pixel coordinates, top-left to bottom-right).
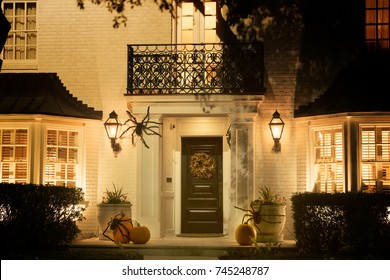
181, 137, 223, 234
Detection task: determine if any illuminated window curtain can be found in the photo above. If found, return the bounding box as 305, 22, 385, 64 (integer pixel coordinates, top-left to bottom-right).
314, 129, 344, 193
0, 128, 28, 183
2, 1, 37, 60
361, 126, 390, 193
44, 129, 78, 188
365, 0, 390, 51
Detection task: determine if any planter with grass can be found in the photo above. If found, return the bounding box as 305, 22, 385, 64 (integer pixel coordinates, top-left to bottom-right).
97, 183, 132, 240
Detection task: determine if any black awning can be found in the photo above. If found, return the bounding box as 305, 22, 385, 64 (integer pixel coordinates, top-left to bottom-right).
0, 73, 102, 120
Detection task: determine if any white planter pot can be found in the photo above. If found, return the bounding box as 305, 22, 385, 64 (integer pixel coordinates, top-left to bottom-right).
97, 204, 132, 240
252, 204, 286, 243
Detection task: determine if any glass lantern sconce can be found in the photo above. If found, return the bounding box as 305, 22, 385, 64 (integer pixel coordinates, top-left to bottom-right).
104, 110, 122, 152
269, 110, 285, 153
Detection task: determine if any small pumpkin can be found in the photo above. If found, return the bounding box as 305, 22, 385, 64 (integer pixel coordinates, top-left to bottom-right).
235, 223, 256, 245
110, 212, 133, 243
131, 225, 151, 244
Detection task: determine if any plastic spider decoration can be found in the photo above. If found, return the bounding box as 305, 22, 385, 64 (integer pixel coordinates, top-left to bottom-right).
234, 203, 281, 233
102, 211, 133, 243
234, 205, 261, 232
120, 106, 162, 148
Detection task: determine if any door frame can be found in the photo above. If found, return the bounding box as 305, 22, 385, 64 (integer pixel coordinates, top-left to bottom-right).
160, 116, 231, 236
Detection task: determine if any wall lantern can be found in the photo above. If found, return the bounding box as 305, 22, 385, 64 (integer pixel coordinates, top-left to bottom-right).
104, 106, 162, 153
269, 110, 285, 153
104, 110, 122, 152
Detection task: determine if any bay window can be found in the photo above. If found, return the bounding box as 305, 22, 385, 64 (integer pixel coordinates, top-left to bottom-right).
0, 123, 83, 189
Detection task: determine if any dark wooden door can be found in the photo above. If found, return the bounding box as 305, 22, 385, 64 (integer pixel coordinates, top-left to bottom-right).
181, 137, 223, 234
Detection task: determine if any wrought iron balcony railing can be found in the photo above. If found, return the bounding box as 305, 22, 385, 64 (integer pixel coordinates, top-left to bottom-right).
126, 43, 265, 95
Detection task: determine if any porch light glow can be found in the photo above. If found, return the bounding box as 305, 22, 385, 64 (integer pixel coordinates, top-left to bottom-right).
104, 110, 122, 152
269, 110, 285, 153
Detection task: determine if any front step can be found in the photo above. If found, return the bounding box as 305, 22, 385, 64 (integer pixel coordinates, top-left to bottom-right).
71, 237, 296, 259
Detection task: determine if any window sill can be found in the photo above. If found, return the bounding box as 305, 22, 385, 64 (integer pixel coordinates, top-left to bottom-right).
1, 60, 38, 71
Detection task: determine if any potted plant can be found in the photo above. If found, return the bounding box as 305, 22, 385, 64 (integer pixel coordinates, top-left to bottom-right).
235, 185, 286, 243
97, 183, 133, 240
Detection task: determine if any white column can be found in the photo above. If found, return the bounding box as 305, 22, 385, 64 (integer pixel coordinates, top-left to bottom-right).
135, 114, 162, 238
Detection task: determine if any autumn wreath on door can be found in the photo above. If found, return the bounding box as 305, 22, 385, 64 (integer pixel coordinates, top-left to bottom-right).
189, 152, 216, 180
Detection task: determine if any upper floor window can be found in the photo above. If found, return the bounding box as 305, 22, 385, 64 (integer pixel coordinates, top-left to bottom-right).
1, 0, 37, 60
365, 0, 390, 51
360, 126, 390, 193
178, 1, 219, 43
313, 128, 344, 193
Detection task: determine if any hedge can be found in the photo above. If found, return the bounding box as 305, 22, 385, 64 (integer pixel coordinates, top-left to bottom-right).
0, 183, 85, 252
291, 192, 390, 259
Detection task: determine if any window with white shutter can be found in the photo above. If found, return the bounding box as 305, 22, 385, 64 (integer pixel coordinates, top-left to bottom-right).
44, 129, 79, 188
313, 128, 344, 193
0, 128, 28, 183
361, 126, 390, 193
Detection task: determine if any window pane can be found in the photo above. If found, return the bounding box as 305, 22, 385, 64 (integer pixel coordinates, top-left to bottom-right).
182, 30, 193, 43
67, 165, 76, 180
15, 129, 28, 144
27, 3, 36, 16
15, 163, 27, 179
58, 148, 68, 163
14, 147, 27, 161
379, 0, 389, 8
182, 17, 193, 30
367, 0, 377, 8
46, 147, 57, 162
2, 130, 12, 144
1, 147, 13, 161
58, 131, 68, 146
47, 130, 57, 145
45, 164, 55, 181
205, 2, 216, 15
205, 16, 216, 29
366, 10, 377, 24
68, 148, 78, 163
69, 132, 78, 146
205, 30, 217, 43
182, 3, 193, 16
1, 163, 11, 179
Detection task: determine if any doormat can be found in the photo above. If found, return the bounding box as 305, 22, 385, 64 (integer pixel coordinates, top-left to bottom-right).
177, 233, 225, 237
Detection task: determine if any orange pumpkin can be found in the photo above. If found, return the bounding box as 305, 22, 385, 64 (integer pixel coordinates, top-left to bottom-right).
111, 213, 133, 243
235, 223, 256, 245
131, 226, 150, 244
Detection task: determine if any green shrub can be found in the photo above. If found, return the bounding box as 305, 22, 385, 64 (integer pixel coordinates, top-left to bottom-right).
0, 183, 85, 252
292, 192, 390, 259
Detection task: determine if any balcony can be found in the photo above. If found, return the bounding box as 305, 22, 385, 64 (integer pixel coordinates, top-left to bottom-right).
126, 43, 265, 95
